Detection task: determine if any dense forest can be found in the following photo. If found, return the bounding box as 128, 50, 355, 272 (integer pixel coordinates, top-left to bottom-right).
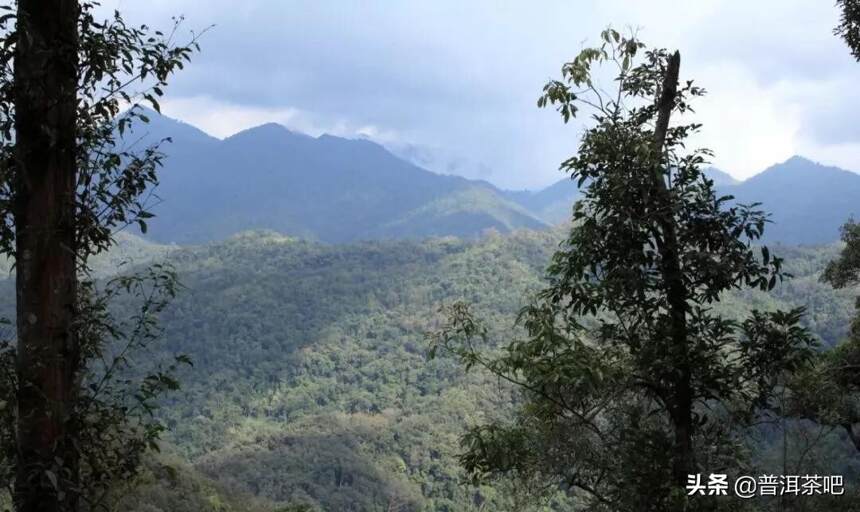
1, 228, 856, 511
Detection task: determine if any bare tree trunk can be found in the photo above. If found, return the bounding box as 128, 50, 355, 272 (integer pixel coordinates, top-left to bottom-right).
13, 1, 80, 511
648, 51, 695, 496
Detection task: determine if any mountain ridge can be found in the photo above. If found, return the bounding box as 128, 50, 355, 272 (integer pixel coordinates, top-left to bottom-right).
718, 156, 860, 244
136, 110, 546, 244
129, 109, 859, 245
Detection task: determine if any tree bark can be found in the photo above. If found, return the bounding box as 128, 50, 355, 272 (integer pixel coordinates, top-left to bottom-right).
13, 1, 80, 511
649, 51, 696, 496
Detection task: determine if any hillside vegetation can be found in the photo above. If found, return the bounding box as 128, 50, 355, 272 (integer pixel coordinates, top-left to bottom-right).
21, 229, 848, 511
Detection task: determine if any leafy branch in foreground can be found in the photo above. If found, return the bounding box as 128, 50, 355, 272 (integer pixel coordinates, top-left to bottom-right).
836, 0, 860, 61
1, 263, 191, 510
430, 28, 816, 512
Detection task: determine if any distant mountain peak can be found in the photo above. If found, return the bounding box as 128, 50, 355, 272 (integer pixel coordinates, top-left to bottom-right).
753, 155, 854, 183
254, 122, 290, 131
783, 155, 816, 166
225, 122, 310, 141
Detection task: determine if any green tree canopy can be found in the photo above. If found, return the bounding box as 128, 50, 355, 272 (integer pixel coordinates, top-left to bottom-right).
836, 0, 860, 60
0, 2, 199, 510
431, 29, 816, 512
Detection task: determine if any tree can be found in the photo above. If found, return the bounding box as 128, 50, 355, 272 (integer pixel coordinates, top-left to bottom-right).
0, 1, 199, 510
430, 29, 815, 511
796, 0, 860, 457
790, 220, 860, 453
10, 3, 80, 510
836, 0, 860, 60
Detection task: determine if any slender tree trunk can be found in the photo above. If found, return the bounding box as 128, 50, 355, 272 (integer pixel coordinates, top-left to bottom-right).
13, 1, 80, 511
649, 51, 696, 497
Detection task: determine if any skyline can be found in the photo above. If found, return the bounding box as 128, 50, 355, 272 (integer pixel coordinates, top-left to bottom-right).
147, 107, 851, 192
105, 0, 860, 189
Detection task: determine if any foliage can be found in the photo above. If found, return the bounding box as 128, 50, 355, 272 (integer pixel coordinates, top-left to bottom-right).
0, 0, 200, 508
36, 230, 568, 511
836, 0, 860, 61
822, 220, 860, 292
430, 29, 822, 511
0, 264, 191, 510
788, 218, 860, 455
18, 229, 846, 512
0, 1, 200, 262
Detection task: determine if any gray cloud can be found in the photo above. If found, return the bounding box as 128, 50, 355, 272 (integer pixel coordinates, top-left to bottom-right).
794, 78, 860, 145
106, 0, 860, 188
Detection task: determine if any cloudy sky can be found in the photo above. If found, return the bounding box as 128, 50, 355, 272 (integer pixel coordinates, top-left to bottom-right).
105, 0, 859, 190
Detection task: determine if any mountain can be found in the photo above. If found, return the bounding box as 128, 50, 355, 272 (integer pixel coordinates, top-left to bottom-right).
126, 111, 545, 244
511, 157, 859, 245
125, 112, 859, 246
719, 156, 860, 245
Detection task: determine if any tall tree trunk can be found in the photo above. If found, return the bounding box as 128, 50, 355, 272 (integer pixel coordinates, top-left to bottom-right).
13, 1, 80, 511
649, 51, 695, 496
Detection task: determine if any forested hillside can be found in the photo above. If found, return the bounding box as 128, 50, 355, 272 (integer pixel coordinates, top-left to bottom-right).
3, 229, 847, 511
